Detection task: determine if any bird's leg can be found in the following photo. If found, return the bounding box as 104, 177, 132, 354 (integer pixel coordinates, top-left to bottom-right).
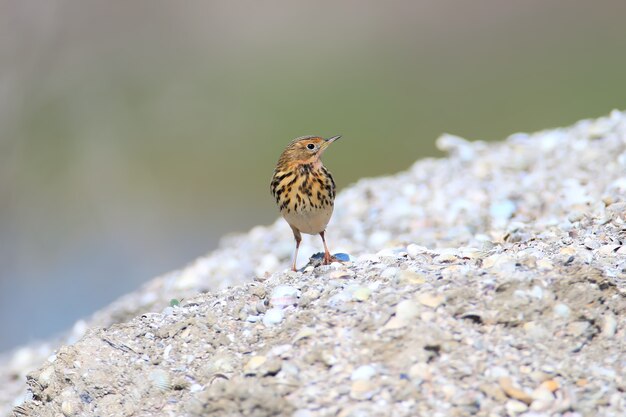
291, 226, 302, 272
320, 231, 332, 265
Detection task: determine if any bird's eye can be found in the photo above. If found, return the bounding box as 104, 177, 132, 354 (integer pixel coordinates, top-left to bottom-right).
307, 143, 315, 150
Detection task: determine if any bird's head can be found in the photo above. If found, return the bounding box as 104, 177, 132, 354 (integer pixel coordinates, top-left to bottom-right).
278, 135, 341, 165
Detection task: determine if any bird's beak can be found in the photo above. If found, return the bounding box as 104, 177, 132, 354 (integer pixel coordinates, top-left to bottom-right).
319, 135, 341, 152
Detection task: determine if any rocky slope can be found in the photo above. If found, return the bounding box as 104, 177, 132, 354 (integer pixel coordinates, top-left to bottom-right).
5, 110, 626, 416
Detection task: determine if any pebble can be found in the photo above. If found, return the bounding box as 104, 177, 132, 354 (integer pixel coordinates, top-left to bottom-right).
61, 399, 80, 416
436, 133, 476, 161
261, 358, 282, 376
293, 410, 315, 417
334, 253, 351, 262
398, 270, 426, 284
380, 267, 399, 280
417, 293, 445, 308
349, 379, 378, 401
583, 238, 600, 250
601, 313, 617, 338
553, 303, 571, 318
270, 285, 299, 309
350, 365, 377, 381
499, 377, 533, 404
567, 321, 590, 337
536, 259, 554, 271
149, 369, 171, 391
395, 299, 420, 320
293, 327, 315, 343
505, 399, 528, 414
523, 321, 549, 340
262, 308, 285, 326
243, 356, 266, 375
529, 285, 543, 299
433, 253, 457, 263
351, 287, 372, 302
406, 244, 428, 258
409, 363, 432, 382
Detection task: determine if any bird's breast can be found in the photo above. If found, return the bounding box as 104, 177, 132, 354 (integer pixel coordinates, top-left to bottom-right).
271, 164, 336, 216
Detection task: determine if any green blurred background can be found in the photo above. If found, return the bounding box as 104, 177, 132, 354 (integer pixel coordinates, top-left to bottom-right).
1, 0, 625, 351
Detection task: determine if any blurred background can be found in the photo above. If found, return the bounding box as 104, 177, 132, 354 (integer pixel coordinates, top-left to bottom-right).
1, 0, 626, 352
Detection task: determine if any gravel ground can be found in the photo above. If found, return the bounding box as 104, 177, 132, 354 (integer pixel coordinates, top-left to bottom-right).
4, 110, 626, 416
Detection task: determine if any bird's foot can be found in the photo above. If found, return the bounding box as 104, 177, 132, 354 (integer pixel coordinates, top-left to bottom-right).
306, 252, 350, 269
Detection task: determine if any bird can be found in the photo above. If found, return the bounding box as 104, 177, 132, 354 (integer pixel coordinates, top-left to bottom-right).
271, 135, 341, 271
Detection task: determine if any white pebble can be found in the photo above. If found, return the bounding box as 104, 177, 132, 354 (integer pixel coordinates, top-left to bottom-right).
407, 244, 428, 258
270, 285, 299, 309
553, 303, 571, 318
262, 308, 284, 326
351, 364, 377, 381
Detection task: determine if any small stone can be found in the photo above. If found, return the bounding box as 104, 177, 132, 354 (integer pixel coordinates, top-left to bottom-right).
505, 399, 528, 414
568, 211, 585, 223
395, 299, 420, 319
523, 321, 549, 340
398, 270, 426, 284
539, 379, 560, 393
149, 369, 171, 391
553, 303, 571, 318
601, 313, 617, 338
380, 267, 399, 279
293, 410, 315, 417
334, 253, 351, 262
408, 363, 432, 382
351, 365, 377, 381
255, 300, 267, 314
583, 238, 600, 250
261, 358, 282, 376
433, 253, 457, 263
499, 377, 533, 405
263, 308, 285, 326
250, 286, 266, 299
293, 327, 315, 343
417, 293, 445, 308
349, 379, 378, 400
567, 321, 590, 337
244, 356, 267, 375
407, 244, 427, 258
597, 244, 620, 255
328, 269, 356, 279
352, 287, 372, 302
61, 399, 81, 417
479, 383, 508, 402
529, 285, 543, 299
420, 311, 435, 322
436, 133, 475, 161
536, 259, 554, 271
320, 350, 337, 367
270, 285, 299, 309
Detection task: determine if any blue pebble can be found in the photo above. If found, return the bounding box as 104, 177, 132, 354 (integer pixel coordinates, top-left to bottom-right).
334, 253, 351, 262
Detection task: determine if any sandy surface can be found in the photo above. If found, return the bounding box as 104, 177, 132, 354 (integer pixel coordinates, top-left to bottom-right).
5, 110, 626, 416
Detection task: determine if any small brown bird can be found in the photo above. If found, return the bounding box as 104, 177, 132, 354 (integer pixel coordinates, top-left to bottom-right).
271, 135, 341, 271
